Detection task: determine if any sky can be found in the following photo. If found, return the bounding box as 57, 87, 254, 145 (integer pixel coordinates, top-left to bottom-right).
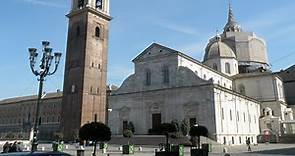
0, 0, 295, 100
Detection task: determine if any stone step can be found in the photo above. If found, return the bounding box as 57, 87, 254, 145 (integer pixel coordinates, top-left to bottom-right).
109, 135, 219, 146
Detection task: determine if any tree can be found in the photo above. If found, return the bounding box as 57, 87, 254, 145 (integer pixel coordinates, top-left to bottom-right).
79, 122, 112, 156
189, 125, 208, 148
123, 121, 135, 145
160, 123, 177, 151
53, 132, 63, 142
180, 120, 190, 136
123, 129, 133, 145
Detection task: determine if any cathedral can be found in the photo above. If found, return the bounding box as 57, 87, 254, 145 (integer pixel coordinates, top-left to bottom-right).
108, 4, 295, 144
0, 1, 294, 145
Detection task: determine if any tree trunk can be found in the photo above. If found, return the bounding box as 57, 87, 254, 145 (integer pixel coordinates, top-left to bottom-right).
197, 136, 200, 149
165, 133, 169, 152
93, 141, 97, 156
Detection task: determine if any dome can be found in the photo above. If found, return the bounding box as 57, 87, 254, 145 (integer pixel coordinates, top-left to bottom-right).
204, 39, 236, 61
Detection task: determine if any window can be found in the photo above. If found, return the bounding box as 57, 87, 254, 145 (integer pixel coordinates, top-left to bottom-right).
203, 74, 206, 79
223, 137, 226, 145
71, 85, 76, 93
145, 69, 151, 86
78, 0, 84, 8
76, 26, 80, 36
238, 84, 246, 95
96, 0, 102, 9
225, 62, 231, 74
232, 137, 235, 144
213, 63, 218, 70
90, 86, 93, 93
239, 137, 242, 144
221, 108, 224, 120
95, 27, 100, 38
162, 66, 169, 83
230, 110, 232, 121
243, 113, 246, 122
237, 111, 239, 121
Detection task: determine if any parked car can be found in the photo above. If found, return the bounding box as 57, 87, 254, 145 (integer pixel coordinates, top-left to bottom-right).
0, 151, 72, 156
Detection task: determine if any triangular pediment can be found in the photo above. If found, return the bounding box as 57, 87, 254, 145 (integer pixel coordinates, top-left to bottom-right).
132, 43, 179, 62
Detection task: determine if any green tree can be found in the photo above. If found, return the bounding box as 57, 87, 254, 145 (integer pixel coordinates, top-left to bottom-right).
123, 129, 133, 144
53, 132, 63, 142
189, 125, 208, 148
79, 122, 112, 156
180, 120, 190, 136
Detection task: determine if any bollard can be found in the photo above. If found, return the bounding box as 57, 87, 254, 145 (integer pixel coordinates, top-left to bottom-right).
102, 148, 106, 153
65, 145, 69, 149
41, 147, 45, 151
223, 147, 228, 153
77, 149, 85, 156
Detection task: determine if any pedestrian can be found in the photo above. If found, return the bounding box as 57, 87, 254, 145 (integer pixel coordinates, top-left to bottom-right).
16, 142, 23, 152
10, 141, 18, 152
2, 142, 10, 153
8, 143, 13, 152
246, 138, 251, 151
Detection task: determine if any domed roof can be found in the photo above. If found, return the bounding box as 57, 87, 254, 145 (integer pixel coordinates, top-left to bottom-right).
204, 38, 236, 61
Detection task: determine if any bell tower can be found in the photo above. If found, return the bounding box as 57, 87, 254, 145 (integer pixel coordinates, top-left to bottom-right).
61, 0, 112, 140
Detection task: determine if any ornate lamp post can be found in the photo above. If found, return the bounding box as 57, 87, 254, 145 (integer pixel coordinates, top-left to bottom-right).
28, 41, 62, 151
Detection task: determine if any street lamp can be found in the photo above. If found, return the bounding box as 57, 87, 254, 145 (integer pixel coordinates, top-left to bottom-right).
28, 41, 62, 151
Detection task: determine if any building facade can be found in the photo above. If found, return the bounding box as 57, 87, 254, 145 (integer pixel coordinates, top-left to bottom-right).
0, 92, 62, 140
108, 43, 261, 145
0, 2, 294, 144
108, 3, 294, 145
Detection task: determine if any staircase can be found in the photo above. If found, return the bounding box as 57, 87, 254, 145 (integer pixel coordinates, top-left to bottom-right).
109, 135, 219, 146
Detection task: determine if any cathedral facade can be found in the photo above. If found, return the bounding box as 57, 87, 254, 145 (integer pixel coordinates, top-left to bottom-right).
108, 4, 294, 144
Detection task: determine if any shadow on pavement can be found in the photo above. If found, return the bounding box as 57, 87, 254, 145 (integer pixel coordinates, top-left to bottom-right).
250, 147, 295, 155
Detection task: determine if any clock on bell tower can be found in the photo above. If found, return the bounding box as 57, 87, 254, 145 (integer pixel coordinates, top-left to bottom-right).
61, 0, 112, 140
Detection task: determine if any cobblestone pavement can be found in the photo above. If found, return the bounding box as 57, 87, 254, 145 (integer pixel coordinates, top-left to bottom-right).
40, 143, 295, 156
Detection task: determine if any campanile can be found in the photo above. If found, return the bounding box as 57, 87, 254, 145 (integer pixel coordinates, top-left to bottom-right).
61, 0, 111, 140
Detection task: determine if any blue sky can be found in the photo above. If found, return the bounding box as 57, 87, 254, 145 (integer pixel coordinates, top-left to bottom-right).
0, 0, 295, 99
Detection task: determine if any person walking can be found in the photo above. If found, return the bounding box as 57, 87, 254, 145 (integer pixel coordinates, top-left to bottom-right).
246, 138, 251, 151
16, 142, 23, 152
10, 141, 18, 152
2, 142, 10, 153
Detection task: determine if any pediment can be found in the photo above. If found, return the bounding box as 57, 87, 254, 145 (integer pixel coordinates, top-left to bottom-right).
132, 43, 179, 62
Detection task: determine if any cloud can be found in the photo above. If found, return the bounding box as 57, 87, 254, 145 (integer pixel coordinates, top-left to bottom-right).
19, 0, 66, 8
154, 19, 200, 36
178, 41, 206, 55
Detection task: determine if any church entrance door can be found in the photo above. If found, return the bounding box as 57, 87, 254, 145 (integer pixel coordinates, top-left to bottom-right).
152, 113, 161, 130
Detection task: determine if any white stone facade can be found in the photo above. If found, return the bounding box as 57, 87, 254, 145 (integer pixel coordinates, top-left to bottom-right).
108, 43, 261, 145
